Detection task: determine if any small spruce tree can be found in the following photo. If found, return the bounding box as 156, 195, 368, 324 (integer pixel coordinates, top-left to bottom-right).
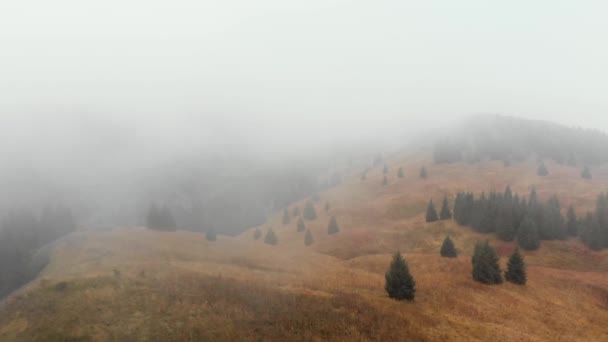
384, 252, 416, 301
297, 217, 306, 232
505, 248, 526, 285
264, 228, 278, 245
328, 216, 340, 234
206, 228, 217, 241
304, 229, 314, 246
439, 197, 452, 220
440, 236, 457, 258
472, 241, 503, 284
397, 167, 404, 178
253, 228, 262, 240
303, 201, 317, 221
420, 166, 428, 179
582, 165, 592, 179
426, 200, 439, 222
282, 208, 290, 225
537, 162, 549, 176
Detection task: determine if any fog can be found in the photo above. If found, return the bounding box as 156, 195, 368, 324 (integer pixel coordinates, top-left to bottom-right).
1, 1, 608, 226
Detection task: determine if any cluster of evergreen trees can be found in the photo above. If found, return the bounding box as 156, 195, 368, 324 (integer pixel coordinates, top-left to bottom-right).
472, 241, 526, 285
449, 187, 608, 251
425, 197, 451, 222
451, 187, 567, 250
0, 206, 76, 298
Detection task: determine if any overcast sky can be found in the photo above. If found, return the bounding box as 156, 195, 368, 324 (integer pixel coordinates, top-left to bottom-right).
2, 0, 608, 157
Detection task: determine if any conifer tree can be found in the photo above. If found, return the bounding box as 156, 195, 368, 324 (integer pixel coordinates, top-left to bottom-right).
440, 236, 457, 257
426, 200, 439, 222
304, 229, 314, 246
264, 228, 278, 245
420, 166, 428, 179
505, 248, 526, 285
253, 227, 262, 240
303, 201, 317, 221
384, 252, 416, 301
328, 216, 340, 234
472, 241, 503, 284
206, 228, 217, 241
566, 205, 578, 237
383, 164, 389, 174
537, 162, 549, 176
297, 217, 306, 232
282, 208, 290, 225
517, 215, 540, 250
382, 175, 388, 186
397, 167, 404, 178
325, 201, 330, 212
582, 165, 592, 179
439, 197, 452, 220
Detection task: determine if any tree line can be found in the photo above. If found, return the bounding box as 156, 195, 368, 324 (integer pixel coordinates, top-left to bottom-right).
426, 187, 608, 251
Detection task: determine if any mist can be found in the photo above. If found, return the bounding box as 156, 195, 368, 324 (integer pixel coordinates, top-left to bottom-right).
2, 1, 608, 225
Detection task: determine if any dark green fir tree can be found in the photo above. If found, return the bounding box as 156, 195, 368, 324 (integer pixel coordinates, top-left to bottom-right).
440, 236, 457, 258
385, 252, 416, 301
504, 248, 527, 285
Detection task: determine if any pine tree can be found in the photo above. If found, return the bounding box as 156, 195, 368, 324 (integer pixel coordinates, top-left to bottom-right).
282, 208, 290, 225
328, 216, 340, 234
397, 167, 404, 178
439, 197, 452, 220
253, 228, 262, 240
304, 229, 314, 246
582, 166, 592, 179
384, 252, 416, 301
472, 241, 503, 284
517, 215, 540, 251
264, 228, 278, 245
303, 201, 317, 221
206, 228, 217, 241
505, 249, 526, 285
297, 217, 306, 232
382, 175, 388, 186
440, 236, 457, 257
420, 166, 428, 179
566, 205, 578, 237
537, 162, 549, 176
426, 200, 439, 222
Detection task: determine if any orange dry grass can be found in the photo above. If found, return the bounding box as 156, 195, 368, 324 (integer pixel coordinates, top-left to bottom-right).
1, 156, 608, 341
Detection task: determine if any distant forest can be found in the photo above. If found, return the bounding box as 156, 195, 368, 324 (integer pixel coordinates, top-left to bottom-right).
433, 115, 608, 165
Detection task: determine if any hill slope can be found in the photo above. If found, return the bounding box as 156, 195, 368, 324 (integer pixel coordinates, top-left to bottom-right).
2, 153, 608, 341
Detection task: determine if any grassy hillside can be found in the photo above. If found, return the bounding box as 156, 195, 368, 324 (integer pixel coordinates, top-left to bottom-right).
2, 154, 608, 341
